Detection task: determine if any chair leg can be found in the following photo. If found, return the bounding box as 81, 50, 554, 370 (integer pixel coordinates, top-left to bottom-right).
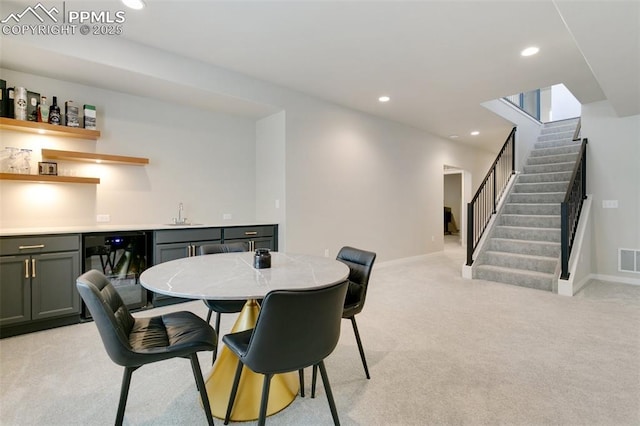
206, 308, 213, 324
318, 360, 340, 426
116, 367, 136, 426
298, 369, 305, 397
350, 316, 370, 379
211, 312, 222, 365
190, 354, 215, 426
224, 360, 245, 425
215, 312, 222, 337
311, 364, 318, 398
258, 374, 273, 426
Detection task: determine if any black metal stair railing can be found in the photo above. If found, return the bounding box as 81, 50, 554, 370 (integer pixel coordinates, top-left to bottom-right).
466, 127, 516, 266
560, 138, 588, 279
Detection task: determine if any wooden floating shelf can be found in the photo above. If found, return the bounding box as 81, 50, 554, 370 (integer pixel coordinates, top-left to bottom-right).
0, 173, 100, 184
0, 117, 101, 140
42, 149, 149, 166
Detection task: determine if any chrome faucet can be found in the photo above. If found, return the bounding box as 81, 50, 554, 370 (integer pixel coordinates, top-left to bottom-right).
173, 202, 187, 224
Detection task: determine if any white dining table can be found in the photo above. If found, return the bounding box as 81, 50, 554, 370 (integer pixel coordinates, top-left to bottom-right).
139, 251, 349, 421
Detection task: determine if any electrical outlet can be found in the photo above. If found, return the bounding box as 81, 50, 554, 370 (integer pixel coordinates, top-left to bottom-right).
223, 213, 232, 220
324, 249, 329, 257
602, 200, 619, 209
96, 214, 110, 223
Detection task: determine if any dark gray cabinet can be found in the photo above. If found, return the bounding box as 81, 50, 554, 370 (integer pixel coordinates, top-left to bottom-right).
152, 228, 222, 306
153, 228, 222, 263
223, 225, 278, 251
0, 235, 81, 329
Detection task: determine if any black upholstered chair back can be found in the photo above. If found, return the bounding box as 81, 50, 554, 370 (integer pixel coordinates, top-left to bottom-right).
241, 281, 348, 374
199, 242, 248, 255
76, 269, 137, 367
77, 269, 217, 425
337, 246, 376, 317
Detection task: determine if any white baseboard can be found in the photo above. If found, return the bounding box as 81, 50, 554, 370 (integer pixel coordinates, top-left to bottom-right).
589, 273, 640, 286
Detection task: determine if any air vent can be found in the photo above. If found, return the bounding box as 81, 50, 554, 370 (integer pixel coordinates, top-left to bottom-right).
619, 248, 640, 273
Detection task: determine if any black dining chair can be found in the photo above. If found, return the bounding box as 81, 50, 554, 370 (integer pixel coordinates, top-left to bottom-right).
311, 246, 377, 397
223, 280, 349, 426
76, 269, 217, 426
198, 242, 249, 338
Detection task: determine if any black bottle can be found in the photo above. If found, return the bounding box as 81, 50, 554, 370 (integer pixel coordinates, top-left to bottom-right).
48, 96, 61, 125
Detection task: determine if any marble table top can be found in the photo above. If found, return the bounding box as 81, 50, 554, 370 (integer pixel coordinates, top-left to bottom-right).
139, 251, 350, 300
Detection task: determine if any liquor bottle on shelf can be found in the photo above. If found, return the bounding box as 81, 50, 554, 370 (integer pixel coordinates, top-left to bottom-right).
37, 96, 49, 123
48, 96, 61, 125
14, 87, 27, 120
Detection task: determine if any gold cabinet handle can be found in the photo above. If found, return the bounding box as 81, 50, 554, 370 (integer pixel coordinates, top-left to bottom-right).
24, 259, 30, 278
19, 244, 45, 250
31, 259, 36, 278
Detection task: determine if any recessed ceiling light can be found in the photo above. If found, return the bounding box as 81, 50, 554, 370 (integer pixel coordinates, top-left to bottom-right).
122, 0, 145, 10
470, 131, 480, 136
521, 46, 539, 57
378, 96, 390, 103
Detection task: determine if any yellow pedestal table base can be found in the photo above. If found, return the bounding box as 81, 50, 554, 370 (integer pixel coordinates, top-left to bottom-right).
204, 299, 300, 421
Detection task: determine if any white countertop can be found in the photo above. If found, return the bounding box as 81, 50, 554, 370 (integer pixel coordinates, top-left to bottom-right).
0, 222, 277, 237
140, 251, 350, 300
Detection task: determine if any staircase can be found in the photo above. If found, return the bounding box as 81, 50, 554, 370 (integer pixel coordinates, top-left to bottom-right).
473, 118, 581, 291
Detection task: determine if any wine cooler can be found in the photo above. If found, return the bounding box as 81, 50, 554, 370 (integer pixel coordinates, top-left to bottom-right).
81, 231, 149, 319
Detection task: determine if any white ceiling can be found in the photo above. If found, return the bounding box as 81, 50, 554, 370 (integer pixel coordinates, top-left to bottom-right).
1, 0, 638, 152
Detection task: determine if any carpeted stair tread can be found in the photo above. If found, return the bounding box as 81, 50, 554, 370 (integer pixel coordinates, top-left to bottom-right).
523, 161, 576, 174
508, 192, 565, 204
488, 238, 561, 257
474, 264, 554, 291
529, 144, 581, 157
513, 181, 569, 193
500, 214, 561, 228
503, 203, 561, 215
480, 251, 558, 274
493, 225, 560, 242
471, 118, 580, 292
526, 152, 579, 165
517, 171, 572, 183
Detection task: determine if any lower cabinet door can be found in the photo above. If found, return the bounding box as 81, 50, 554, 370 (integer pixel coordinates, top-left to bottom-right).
31, 251, 80, 321
155, 242, 190, 264
0, 255, 31, 326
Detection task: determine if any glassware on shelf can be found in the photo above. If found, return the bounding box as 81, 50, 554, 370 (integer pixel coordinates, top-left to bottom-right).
20, 149, 32, 174
1, 147, 20, 173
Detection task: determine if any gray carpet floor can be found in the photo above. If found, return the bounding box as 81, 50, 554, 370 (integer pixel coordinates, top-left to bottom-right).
1, 237, 639, 425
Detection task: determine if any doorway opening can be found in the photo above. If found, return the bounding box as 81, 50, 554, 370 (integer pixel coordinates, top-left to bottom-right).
443, 165, 471, 250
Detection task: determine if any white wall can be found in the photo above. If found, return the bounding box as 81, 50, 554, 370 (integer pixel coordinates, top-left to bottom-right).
551, 84, 582, 121
279, 97, 493, 260
581, 100, 640, 280
256, 111, 287, 250
481, 98, 542, 172
1, 39, 496, 262
0, 69, 258, 228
